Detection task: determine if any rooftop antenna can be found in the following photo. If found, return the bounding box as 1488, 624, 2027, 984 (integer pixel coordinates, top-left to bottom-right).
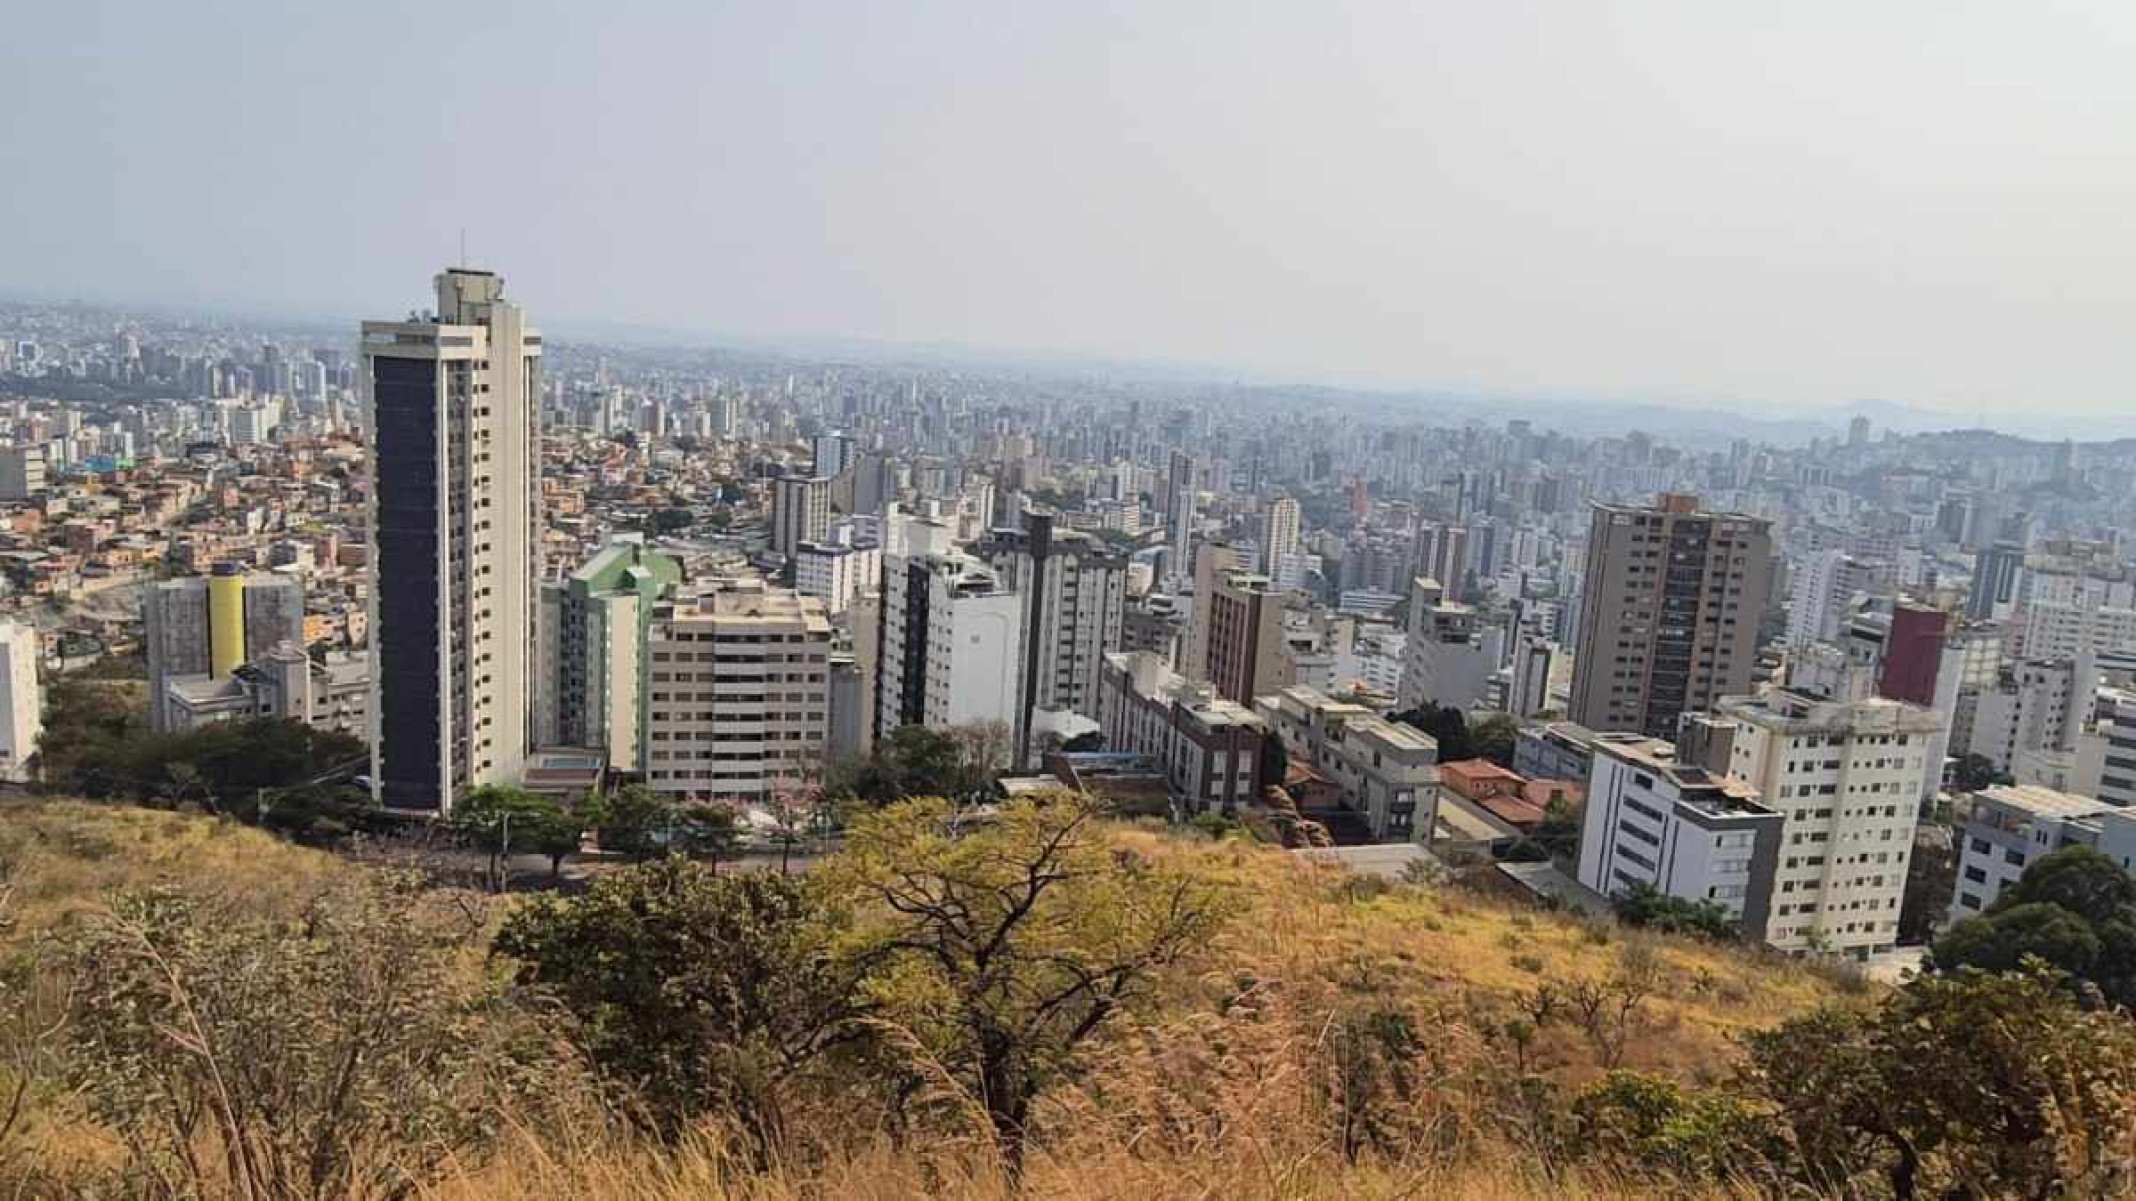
458, 228, 467, 269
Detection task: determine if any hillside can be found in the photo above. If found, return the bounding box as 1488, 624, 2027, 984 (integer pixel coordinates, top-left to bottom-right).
0, 798, 1874, 1200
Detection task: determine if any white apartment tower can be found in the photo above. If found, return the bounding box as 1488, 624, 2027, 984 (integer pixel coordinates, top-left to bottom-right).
875, 519, 1025, 744
363, 268, 541, 814
980, 513, 1128, 763
1707, 690, 1939, 958
0, 621, 41, 782
1261, 496, 1301, 574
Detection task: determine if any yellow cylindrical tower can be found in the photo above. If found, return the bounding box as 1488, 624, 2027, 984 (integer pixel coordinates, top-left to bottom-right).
208, 564, 245, 677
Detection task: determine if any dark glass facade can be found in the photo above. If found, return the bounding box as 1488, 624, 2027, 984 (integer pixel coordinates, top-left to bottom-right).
373, 354, 443, 810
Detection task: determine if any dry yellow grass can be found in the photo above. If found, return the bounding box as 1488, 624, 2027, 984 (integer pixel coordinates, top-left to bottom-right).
0, 802, 1850, 1200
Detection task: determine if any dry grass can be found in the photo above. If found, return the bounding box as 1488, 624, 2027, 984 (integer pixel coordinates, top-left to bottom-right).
0, 801, 1848, 1200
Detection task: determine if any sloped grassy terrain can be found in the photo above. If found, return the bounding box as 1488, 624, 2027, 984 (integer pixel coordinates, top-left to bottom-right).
0, 801, 1849, 1199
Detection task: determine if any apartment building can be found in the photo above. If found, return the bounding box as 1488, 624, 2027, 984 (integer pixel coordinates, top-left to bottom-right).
534, 538, 682, 772
1096, 650, 1268, 814
1568, 494, 1773, 738
643, 579, 831, 802
1949, 784, 2136, 922
1705, 690, 1938, 957
1577, 734, 1783, 941
874, 519, 1025, 743
1255, 684, 1440, 842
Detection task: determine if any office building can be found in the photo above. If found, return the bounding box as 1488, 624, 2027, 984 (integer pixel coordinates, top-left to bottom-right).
771, 475, 832, 560
1705, 691, 1938, 957
534, 538, 682, 772
874, 520, 1025, 743
363, 267, 542, 813
1577, 734, 1783, 941
643, 580, 832, 801
0, 622, 40, 782
144, 566, 305, 732
1097, 650, 1270, 815
1567, 494, 1773, 738
1950, 785, 2136, 922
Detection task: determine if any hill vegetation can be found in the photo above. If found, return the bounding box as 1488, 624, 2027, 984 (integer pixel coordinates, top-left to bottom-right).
0, 797, 2130, 1199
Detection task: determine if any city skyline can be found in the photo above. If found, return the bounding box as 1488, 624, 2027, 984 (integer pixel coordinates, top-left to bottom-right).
7, 2, 2136, 429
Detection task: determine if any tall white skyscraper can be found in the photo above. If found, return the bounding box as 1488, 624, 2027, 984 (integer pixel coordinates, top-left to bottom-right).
1165, 450, 1195, 589
363, 268, 541, 813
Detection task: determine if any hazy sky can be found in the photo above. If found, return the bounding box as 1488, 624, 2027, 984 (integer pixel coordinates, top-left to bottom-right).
5, 1, 2134, 419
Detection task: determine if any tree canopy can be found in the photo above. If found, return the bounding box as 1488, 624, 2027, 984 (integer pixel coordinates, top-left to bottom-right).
1933, 845, 2136, 1006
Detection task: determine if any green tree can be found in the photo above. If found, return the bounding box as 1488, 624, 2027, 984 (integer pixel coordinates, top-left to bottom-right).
1745, 965, 2136, 1200
455, 785, 592, 887
1613, 881, 1738, 940
676, 802, 741, 869
829, 723, 992, 806
494, 858, 867, 1143
1932, 845, 2136, 1006
1950, 752, 2011, 793
1572, 1071, 1781, 1184
1897, 830, 1958, 944
1469, 712, 1520, 768
826, 792, 1232, 1169
598, 784, 674, 859
1389, 703, 1473, 761
1530, 793, 1582, 861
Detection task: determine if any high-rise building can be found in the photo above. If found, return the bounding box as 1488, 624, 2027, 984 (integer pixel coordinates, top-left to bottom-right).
1966, 541, 2024, 621
1506, 634, 1558, 719
1786, 550, 1891, 648
0, 621, 41, 783
642, 579, 832, 801
0, 445, 47, 501
980, 513, 1127, 764
875, 519, 1025, 744
1397, 576, 1504, 713
533, 538, 683, 772
1164, 450, 1195, 587
1098, 650, 1271, 816
1202, 569, 1291, 707
812, 432, 852, 479
793, 539, 881, 618
1703, 691, 1939, 958
1567, 494, 1773, 738
1261, 496, 1301, 574
363, 268, 542, 813
1412, 522, 1470, 601
771, 475, 831, 560
144, 565, 305, 732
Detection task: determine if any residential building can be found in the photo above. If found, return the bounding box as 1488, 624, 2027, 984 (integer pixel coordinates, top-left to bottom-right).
534, 538, 682, 772
1396, 576, 1504, 712
1256, 685, 1440, 841
874, 520, 1025, 743
144, 565, 305, 732
1567, 494, 1774, 738
363, 267, 541, 813
1096, 650, 1268, 814
1950, 784, 2136, 921
1577, 734, 1783, 941
643, 579, 832, 801
1513, 720, 1606, 783
1705, 690, 1939, 957
794, 539, 880, 617
1202, 568, 1291, 707
163, 644, 370, 739
980, 513, 1128, 763
0, 445, 46, 501
0, 621, 40, 782
771, 475, 832, 559
1261, 496, 1301, 575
